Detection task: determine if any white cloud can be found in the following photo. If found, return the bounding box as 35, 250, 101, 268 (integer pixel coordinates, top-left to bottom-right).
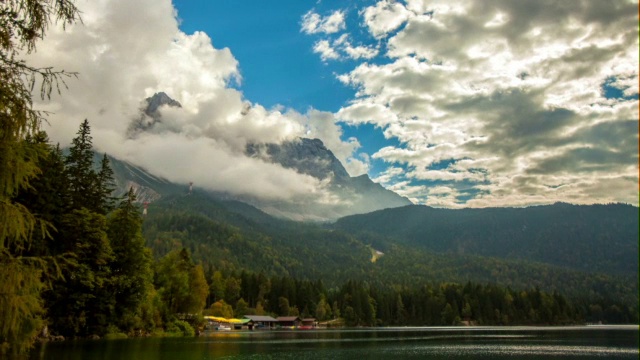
313, 39, 341, 61
301, 10, 346, 34
335, 0, 639, 207
344, 152, 371, 176
311, 34, 379, 62
28, 0, 640, 209
362, 0, 413, 38
343, 43, 379, 60
27, 0, 362, 203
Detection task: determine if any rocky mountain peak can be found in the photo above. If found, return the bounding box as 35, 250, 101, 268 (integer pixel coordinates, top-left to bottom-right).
144, 92, 182, 117
246, 137, 350, 182
245, 137, 411, 220
128, 92, 182, 137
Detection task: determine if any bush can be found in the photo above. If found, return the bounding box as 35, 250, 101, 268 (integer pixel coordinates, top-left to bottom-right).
104, 325, 128, 339
104, 332, 128, 340
165, 320, 195, 337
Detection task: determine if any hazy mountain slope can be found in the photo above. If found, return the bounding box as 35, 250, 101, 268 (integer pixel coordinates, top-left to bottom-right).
118, 92, 411, 221
92, 152, 187, 203
333, 203, 639, 276
246, 137, 412, 220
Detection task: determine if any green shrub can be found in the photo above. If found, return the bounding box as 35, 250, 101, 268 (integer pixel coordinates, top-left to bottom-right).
165, 320, 194, 337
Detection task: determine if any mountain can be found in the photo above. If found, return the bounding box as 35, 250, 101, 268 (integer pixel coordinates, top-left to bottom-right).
245, 137, 412, 220
96, 152, 184, 203
87, 92, 637, 307
127, 92, 182, 137
120, 91, 410, 220
139, 192, 638, 306
96, 153, 637, 305
333, 203, 639, 276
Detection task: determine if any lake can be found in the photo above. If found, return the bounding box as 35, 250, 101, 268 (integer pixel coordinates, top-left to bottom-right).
30, 325, 639, 359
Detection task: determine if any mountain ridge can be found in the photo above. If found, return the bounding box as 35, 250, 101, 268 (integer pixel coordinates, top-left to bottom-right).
333, 202, 639, 276
115, 92, 412, 220
140, 193, 638, 307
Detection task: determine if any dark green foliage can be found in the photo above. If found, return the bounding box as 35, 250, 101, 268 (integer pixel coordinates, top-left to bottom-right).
14, 122, 163, 340
65, 119, 100, 212
5, 116, 637, 349
154, 249, 209, 321
107, 188, 153, 332
4, 134, 70, 353
97, 154, 117, 213
46, 208, 113, 337
14, 134, 70, 256
334, 203, 639, 276
64, 121, 116, 215
140, 194, 637, 313
208, 268, 636, 326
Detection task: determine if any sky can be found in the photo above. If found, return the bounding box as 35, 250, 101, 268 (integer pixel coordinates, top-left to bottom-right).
29, 0, 638, 208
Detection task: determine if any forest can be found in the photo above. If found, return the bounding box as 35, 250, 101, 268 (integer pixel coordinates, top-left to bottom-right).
1, 120, 636, 357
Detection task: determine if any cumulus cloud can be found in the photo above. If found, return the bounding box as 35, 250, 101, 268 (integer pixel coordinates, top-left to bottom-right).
313, 39, 341, 61
312, 34, 379, 62
335, 0, 639, 207
362, 0, 414, 38
301, 10, 346, 34
302, 10, 379, 63
26, 0, 360, 202
337, 34, 379, 60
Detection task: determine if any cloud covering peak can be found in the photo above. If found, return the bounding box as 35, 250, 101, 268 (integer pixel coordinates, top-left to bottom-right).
28, 0, 363, 201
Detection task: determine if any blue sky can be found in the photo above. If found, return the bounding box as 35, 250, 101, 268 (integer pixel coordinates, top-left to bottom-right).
172, 0, 399, 177
34, 0, 639, 208
173, 0, 355, 112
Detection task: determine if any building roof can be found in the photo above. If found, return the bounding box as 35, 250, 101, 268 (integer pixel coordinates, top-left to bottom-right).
204, 316, 249, 324
244, 315, 278, 322
276, 316, 301, 322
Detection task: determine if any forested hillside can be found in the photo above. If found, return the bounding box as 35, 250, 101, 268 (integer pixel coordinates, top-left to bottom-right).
333, 204, 639, 276
140, 192, 638, 307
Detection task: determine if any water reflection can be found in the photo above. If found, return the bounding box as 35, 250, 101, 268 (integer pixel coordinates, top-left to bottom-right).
31, 326, 639, 360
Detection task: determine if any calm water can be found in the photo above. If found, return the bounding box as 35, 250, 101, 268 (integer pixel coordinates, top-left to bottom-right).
30, 326, 639, 359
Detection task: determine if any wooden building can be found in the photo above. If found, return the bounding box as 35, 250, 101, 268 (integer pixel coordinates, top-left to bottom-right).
243, 315, 278, 330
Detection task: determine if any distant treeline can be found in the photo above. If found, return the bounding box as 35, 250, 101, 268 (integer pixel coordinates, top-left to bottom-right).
207, 270, 638, 327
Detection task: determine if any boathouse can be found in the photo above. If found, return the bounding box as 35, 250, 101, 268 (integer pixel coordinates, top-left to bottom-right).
243, 315, 278, 329
276, 316, 301, 328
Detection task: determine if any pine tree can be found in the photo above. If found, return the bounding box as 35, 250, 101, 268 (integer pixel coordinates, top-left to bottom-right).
65, 119, 100, 212
46, 208, 113, 337
107, 188, 152, 332
13, 133, 70, 256
97, 153, 116, 214
1, 0, 79, 348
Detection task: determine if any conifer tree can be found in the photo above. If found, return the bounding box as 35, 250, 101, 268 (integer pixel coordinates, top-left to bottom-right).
97, 153, 116, 213
13, 133, 70, 256
47, 208, 113, 337
0, 0, 80, 353
107, 188, 152, 331
65, 119, 100, 212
